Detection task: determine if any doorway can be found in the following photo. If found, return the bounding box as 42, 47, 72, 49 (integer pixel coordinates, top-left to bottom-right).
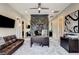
22, 21, 24, 38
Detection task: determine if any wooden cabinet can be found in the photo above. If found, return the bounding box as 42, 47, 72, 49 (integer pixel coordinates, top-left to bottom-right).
31, 36, 49, 47
60, 37, 79, 53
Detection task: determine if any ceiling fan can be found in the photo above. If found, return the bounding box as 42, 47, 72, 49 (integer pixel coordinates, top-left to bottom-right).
30, 3, 49, 13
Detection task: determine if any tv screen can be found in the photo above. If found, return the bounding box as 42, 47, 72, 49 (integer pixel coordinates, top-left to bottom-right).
0, 15, 15, 28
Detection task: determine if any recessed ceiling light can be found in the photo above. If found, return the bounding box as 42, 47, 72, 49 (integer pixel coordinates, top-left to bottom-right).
16, 16, 21, 20
54, 10, 59, 13
51, 10, 59, 13
51, 10, 54, 13
25, 10, 28, 13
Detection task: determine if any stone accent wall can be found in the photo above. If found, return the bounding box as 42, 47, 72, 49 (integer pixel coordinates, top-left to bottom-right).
31, 14, 49, 36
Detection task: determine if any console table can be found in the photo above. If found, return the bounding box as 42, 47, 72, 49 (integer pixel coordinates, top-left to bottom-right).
31, 36, 49, 47
60, 37, 79, 53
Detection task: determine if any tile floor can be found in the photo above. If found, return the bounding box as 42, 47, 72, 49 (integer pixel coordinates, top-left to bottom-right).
13, 37, 79, 55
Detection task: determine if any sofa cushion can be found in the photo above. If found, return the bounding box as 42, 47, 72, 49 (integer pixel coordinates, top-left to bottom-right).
0, 40, 14, 50
0, 51, 6, 55
12, 39, 16, 43
11, 35, 16, 39
6, 40, 13, 46
8, 40, 13, 43
0, 39, 15, 50
3, 36, 11, 42
3, 35, 16, 42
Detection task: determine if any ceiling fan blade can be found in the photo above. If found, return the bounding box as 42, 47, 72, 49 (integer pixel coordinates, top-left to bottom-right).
30, 8, 38, 9
38, 3, 41, 8
41, 8, 49, 9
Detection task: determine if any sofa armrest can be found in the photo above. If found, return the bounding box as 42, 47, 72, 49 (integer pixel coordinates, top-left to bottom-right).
0, 50, 6, 55
16, 39, 24, 42
17, 39, 24, 40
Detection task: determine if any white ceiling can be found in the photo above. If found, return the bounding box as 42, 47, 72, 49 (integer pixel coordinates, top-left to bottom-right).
8, 3, 71, 20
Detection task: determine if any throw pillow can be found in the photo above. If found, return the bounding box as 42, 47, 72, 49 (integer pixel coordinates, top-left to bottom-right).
8, 40, 13, 44
0, 37, 5, 46
12, 39, 16, 43
5, 40, 13, 46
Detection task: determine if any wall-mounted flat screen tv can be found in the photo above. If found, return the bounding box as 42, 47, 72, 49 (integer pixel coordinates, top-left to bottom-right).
0, 15, 15, 28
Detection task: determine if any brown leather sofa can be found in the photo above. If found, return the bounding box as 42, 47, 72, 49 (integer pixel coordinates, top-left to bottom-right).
0, 35, 24, 55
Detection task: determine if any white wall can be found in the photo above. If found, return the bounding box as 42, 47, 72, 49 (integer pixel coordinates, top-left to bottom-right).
0, 3, 26, 38
52, 3, 79, 41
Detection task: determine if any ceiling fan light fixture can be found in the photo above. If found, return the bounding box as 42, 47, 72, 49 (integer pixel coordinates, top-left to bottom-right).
30, 3, 49, 13
38, 7, 41, 10
25, 10, 28, 13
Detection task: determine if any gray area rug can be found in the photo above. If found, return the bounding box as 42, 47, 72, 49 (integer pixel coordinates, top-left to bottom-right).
13, 38, 79, 55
